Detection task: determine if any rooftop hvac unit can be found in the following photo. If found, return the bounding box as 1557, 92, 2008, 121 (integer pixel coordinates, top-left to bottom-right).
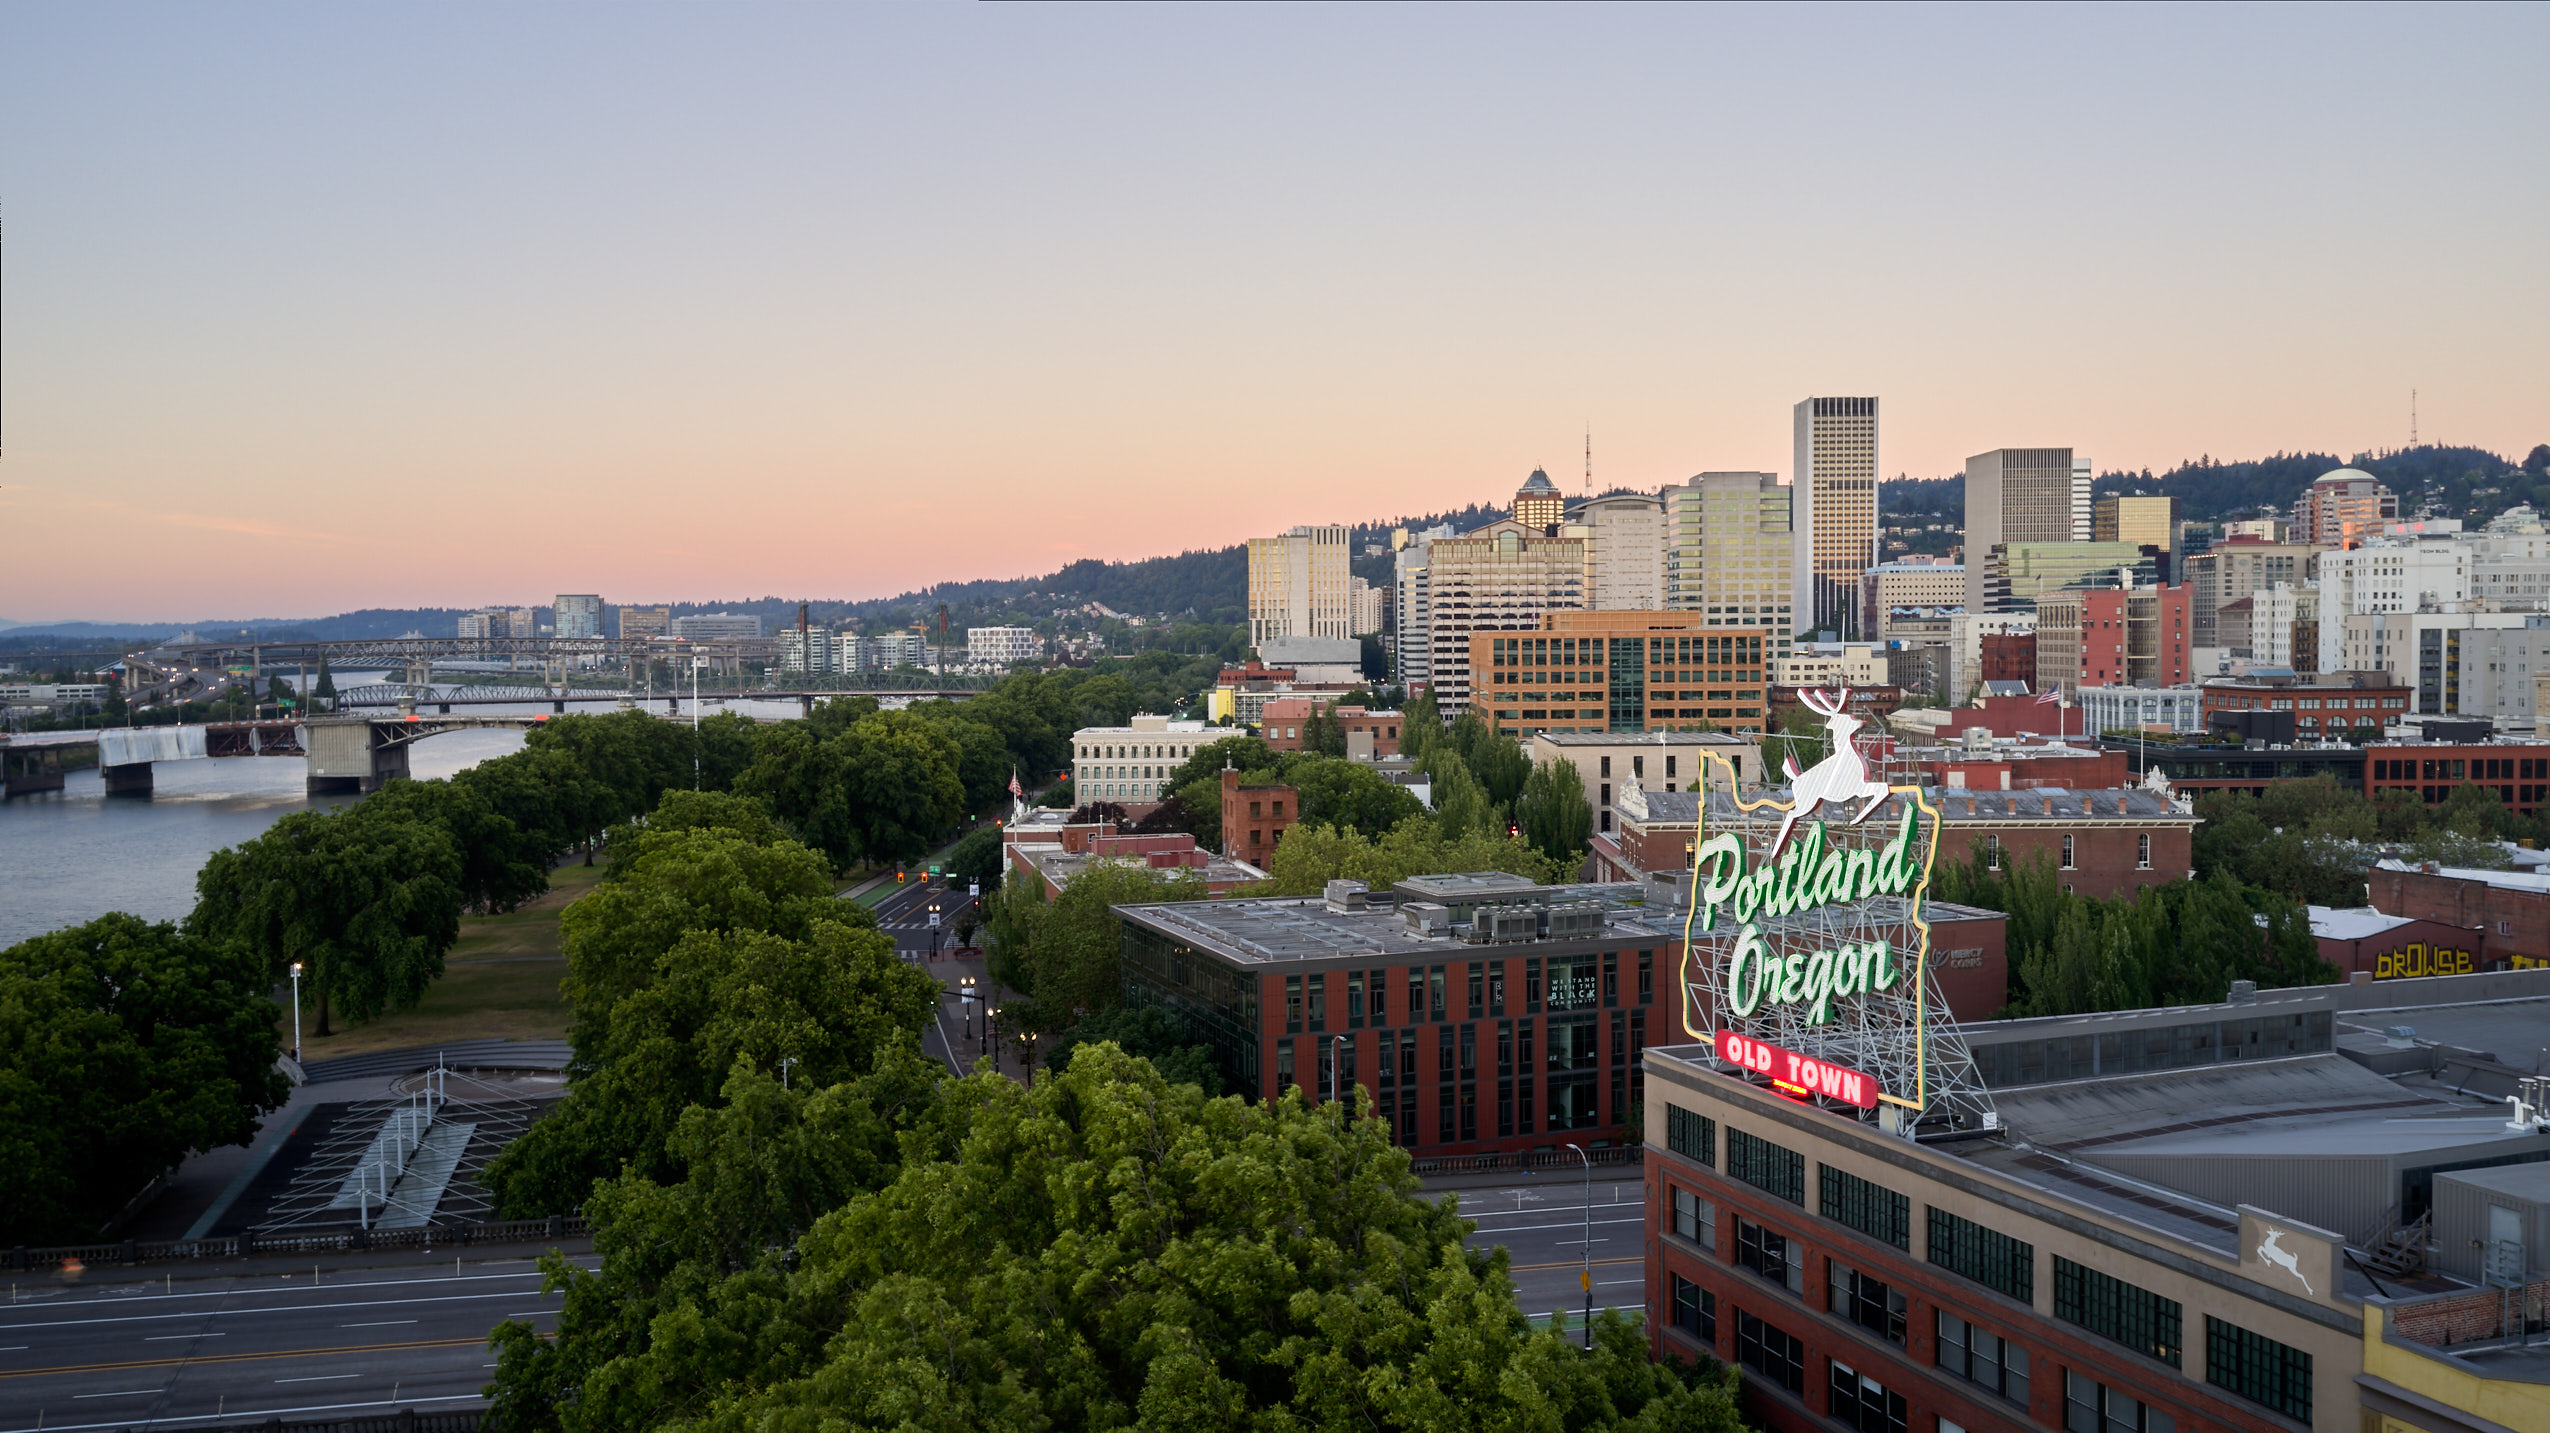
1325, 879, 1370, 914
1545, 901, 1605, 942
1962, 727, 1994, 755
1403, 901, 1451, 938
1472, 903, 1544, 944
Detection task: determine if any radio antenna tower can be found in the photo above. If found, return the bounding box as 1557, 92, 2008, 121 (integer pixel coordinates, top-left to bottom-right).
2411, 388, 2418, 449
1583, 424, 1592, 496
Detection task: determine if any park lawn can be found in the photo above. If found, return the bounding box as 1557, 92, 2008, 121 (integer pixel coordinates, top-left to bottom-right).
286, 863, 602, 1061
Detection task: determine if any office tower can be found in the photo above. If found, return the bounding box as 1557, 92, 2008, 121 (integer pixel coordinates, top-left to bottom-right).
2292, 467, 2401, 547
1571, 492, 1665, 609
1514, 468, 1566, 530
553, 594, 605, 640
1793, 397, 1879, 639
1422, 519, 1585, 715
1347, 576, 1387, 636
1393, 523, 1454, 687
1246, 525, 1351, 645
1963, 448, 2079, 613
2071, 459, 2094, 541
1470, 609, 1762, 739
1663, 472, 1797, 660
2093, 495, 2175, 548
618, 605, 671, 640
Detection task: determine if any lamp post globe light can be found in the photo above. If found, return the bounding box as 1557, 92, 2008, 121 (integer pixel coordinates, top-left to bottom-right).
1564, 1142, 1592, 1348
288, 961, 304, 1062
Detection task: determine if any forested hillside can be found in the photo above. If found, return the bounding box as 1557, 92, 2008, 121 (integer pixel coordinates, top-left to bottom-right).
1879, 443, 2546, 527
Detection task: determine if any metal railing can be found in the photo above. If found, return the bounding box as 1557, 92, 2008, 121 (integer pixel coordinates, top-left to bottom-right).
6, 1215, 588, 1271
192, 1410, 483, 1433
1410, 1145, 1644, 1177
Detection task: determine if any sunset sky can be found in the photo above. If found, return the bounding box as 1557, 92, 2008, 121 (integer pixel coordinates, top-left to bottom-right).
2, 4, 2542, 622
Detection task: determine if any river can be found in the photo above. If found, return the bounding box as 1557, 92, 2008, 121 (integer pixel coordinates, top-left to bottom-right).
0, 688, 812, 950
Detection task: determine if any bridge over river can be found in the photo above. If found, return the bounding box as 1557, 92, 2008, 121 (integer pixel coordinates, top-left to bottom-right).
1, 714, 548, 798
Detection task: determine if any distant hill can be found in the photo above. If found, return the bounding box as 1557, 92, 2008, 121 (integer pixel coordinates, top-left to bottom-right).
1882, 443, 2547, 527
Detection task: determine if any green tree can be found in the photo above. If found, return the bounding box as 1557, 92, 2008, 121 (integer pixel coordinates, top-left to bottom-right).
735, 709, 966, 869
1302, 700, 1348, 757
0, 914, 291, 1243
485, 917, 935, 1218
1285, 755, 1427, 835
601, 789, 786, 881
1466, 728, 1532, 808
1515, 757, 1595, 868
1400, 683, 1442, 762
946, 824, 1006, 892
1260, 817, 1566, 896
189, 805, 463, 1035
1425, 751, 1497, 841
364, 777, 550, 913
1167, 734, 1276, 792
987, 862, 1209, 1034
487, 1047, 1741, 1433
1043, 1005, 1225, 1094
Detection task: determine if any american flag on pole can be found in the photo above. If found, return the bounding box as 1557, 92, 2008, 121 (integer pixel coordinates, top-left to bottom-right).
1008, 768, 1025, 798
2032, 688, 2062, 705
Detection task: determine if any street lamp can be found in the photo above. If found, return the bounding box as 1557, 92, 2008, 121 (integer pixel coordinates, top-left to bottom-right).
691, 655, 710, 789
986, 1005, 998, 1063
1563, 1143, 1592, 1348
288, 962, 304, 1062
780, 1056, 798, 1090
1328, 1034, 1346, 1113
928, 900, 942, 959
960, 976, 978, 1041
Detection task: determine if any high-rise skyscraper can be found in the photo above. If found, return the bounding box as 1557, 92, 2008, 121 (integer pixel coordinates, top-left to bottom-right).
1514, 469, 1566, 530
553, 594, 605, 640
1422, 519, 1585, 715
1963, 448, 2080, 614
1793, 397, 1879, 640
1246, 525, 1351, 644
1663, 472, 1797, 661
1392, 524, 1454, 686
1571, 492, 1665, 609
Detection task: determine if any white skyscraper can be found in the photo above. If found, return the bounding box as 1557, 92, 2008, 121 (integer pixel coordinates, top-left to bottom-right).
1663, 472, 1797, 660
1571, 492, 1665, 609
1793, 397, 1879, 640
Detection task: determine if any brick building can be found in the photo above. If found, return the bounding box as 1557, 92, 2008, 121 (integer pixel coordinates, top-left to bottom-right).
2304, 905, 2486, 980
1259, 699, 1402, 756
1642, 982, 2522, 1433
1527, 729, 1762, 839
2366, 859, 2550, 970
2199, 671, 2410, 744
2365, 737, 2550, 818
1220, 768, 1300, 863
2033, 586, 2192, 699
1977, 631, 2037, 690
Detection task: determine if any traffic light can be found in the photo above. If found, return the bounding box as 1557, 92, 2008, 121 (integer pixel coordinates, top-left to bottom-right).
896, 869, 905, 883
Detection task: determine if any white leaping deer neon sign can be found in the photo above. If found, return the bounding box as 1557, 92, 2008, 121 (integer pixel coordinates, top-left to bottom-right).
1771, 686, 1891, 858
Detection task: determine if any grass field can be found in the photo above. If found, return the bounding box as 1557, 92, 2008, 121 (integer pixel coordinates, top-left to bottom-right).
286, 863, 601, 1061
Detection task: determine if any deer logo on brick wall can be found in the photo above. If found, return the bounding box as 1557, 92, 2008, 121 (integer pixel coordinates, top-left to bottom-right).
1773, 687, 1892, 858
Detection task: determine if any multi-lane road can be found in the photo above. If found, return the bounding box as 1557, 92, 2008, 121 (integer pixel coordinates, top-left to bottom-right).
1451, 1176, 1649, 1332
0, 1253, 576, 1432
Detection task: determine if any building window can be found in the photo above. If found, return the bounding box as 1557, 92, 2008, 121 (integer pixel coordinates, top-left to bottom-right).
2137, 833, 2152, 869
1827, 1361, 1907, 1433
2204, 1315, 2312, 1424
1936, 1310, 2029, 1408
1733, 1311, 1805, 1394
1828, 1261, 1907, 1344
1985, 833, 2001, 871
1670, 1273, 1715, 1345
1819, 1165, 1911, 1250
1928, 1208, 2034, 1304
1666, 1104, 1715, 1165
2064, 1370, 2175, 1433
1728, 1128, 1806, 1204
1285, 975, 1302, 1034
1307, 975, 1326, 1033
1276, 1038, 1294, 1095
1672, 1187, 1716, 1252
2060, 834, 2076, 869
1733, 1216, 1803, 1294
1347, 970, 1365, 1028
2054, 1256, 2183, 1366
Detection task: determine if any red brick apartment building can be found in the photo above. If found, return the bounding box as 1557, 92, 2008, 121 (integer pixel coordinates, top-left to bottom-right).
2033, 586, 2191, 699
1219, 768, 1299, 863
1258, 700, 1403, 756
2365, 739, 2550, 818
1977, 632, 2036, 690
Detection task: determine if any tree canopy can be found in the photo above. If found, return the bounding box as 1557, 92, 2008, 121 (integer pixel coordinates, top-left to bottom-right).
0, 915, 289, 1242
487, 1047, 1741, 1433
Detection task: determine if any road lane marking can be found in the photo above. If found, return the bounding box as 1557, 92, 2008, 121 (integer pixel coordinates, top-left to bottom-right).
1462, 1217, 1644, 1234
144, 1333, 224, 1341
1505, 1256, 1640, 1273
0, 1334, 490, 1380
0, 1266, 589, 1325
0, 1393, 489, 1433
340, 1320, 418, 1328
0, 1284, 597, 1333
71, 1390, 161, 1398
276, 1374, 359, 1383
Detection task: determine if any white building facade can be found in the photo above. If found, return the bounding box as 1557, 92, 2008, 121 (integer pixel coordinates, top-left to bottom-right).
1572, 492, 1666, 610
1662, 472, 1795, 659
967, 626, 1044, 666
2078, 684, 2205, 734
1421, 520, 1585, 716
1071, 715, 1218, 805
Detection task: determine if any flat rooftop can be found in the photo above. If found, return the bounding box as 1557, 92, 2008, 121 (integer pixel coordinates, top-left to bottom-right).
1117, 875, 2002, 966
